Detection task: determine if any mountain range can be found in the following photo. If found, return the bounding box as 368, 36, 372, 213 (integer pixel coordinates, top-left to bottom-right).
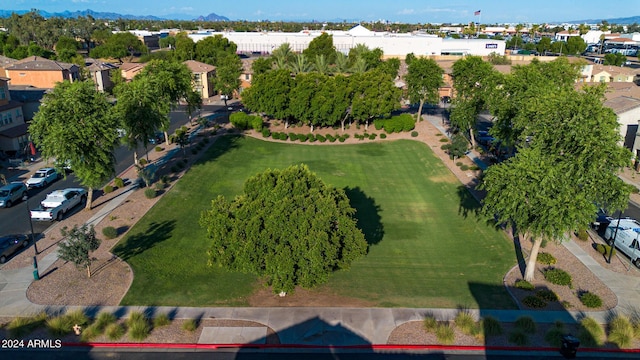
0, 9, 229, 21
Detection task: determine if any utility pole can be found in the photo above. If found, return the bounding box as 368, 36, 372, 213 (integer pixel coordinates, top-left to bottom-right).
23, 195, 39, 280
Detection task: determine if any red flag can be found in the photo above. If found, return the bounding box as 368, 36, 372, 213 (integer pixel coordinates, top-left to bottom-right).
474, 10, 481, 16
29, 142, 36, 156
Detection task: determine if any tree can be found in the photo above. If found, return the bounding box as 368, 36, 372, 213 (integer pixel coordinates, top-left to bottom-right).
58, 224, 101, 278
450, 56, 499, 148
184, 89, 203, 125
350, 70, 402, 130
289, 72, 325, 131
55, 36, 80, 63
195, 34, 237, 65
481, 85, 631, 282
174, 32, 196, 61
213, 52, 242, 97
200, 164, 367, 294
536, 37, 552, 53
170, 126, 190, 155
90, 32, 147, 62
303, 32, 336, 64
289, 53, 314, 75
404, 56, 444, 120
565, 36, 587, 55
29, 81, 119, 209
112, 76, 170, 164
251, 57, 273, 75
604, 53, 627, 66
242, 69, 294, 127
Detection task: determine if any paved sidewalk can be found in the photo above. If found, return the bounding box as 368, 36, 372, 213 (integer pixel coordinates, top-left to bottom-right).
1, 111, 640, 346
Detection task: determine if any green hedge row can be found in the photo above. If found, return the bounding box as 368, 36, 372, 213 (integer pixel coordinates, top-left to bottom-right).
230, 112, 263, 131
373, 113, 415, 133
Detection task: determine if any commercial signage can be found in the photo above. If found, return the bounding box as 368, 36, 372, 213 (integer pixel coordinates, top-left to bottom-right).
485, 43, 498, 49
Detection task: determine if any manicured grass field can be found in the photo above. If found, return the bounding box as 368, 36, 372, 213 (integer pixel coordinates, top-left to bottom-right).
114, 135, 517, 308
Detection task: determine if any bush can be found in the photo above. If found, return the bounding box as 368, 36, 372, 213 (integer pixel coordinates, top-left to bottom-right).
456, 161, 463, 166
103, 185, 114, 194
298, 134, 308, 142
105, 323, 125, 340
522, 295, 547, 308
182, 319, 198, 332
80, 323, 102, 341
144, 188, 156, 199
578, 317, 604, 347
102, 226, 118, 239
423, 315, 438, 332
439, 138, 449, 142
326, 134, 336, 142
544, 322, 567, 347
536, 289, 558, 302
579, 291, 602, 308
308, 134, 315, 141
543, 268, 572, 287
460, 164, 469, 171
576, 229, 589, 241
155, 146, 163, 152
435, 323, 455, 345
455, 311, 479, 336
289, 132, 297, 141
316, 134, 326, 142
411, 131, 419, 137
369, 133, 377, 140
339, 136, 346, 142
537, 252, 557, 265
126, 312, 150, 341
153, 313, 171, 328
380, 133, 387, 139
94, 312, 117, 333
609, 315, 635, 349
114, 177, 125, 188
508, 330, 529, 346
481, 316, 503, 337
515, 316, 537, 334
377, 114, 416, 133
595, 243, 616, 258
515, 279, 535, 291
139, 158, 147, 166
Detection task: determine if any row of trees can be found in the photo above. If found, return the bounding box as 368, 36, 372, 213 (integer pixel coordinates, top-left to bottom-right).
29, 59, 200, 209
447, 55, 632, 282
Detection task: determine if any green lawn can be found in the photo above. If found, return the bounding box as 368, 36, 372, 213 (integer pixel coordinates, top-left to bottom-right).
114, 135, 517, 308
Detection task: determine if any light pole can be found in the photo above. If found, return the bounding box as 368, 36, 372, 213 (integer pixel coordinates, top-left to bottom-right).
608, 210, 623, 264
23, 195, 39, 280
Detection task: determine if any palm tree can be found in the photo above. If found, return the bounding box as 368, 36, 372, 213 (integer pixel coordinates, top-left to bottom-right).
272, 43, 293, 64
334, 52, 350, 74
351, 57, 368, 74
313, 54, 330, 75
289, 53, 313, 75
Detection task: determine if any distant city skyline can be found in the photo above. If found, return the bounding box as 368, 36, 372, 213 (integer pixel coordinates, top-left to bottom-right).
2, 0, 638, 24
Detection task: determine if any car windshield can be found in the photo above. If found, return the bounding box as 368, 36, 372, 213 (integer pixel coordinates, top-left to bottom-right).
33, 173, 45, 178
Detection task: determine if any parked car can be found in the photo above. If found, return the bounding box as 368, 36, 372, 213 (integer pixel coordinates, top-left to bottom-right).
603, 218, 640, 268
25, 167, 61, 189
474, 130, 495, 146
0, 182, 28, 208
0, 234, 30, 264
30, 188, 87, 221
149, 132, 164, 145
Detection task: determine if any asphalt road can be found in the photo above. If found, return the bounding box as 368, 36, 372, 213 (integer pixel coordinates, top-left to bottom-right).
0, 105, 225, 250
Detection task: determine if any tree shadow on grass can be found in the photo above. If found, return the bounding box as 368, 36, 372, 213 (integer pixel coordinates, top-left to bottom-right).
111, 220, 176, 261
344, 186, 384, 247
455, 184, 482, 219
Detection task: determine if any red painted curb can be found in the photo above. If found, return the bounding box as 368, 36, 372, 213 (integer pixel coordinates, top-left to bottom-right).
61, 342, 640, 353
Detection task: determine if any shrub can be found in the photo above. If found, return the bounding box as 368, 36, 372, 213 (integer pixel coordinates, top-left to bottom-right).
7, 313, 47, 338
126, 312, 150, 341
435, 323, 455, 345
576, 229, 589, 241
327, 135, 336, 142
481, 316, 503, 337
460, 164, 469, 171
537, 252, 557, 265
339, 137, 346, 142
102, 226, 118, 239
94, 312, 117, 333
369, 133, 377, 140
155, 182, 165, 191
155, 146, 163, 152
515, 279, 534, 291
536, 289, 558, 302
161, 175, 169, 184
153, 313, 171, 328
289, 132, 297, 141
456, 161, 463, 166
47, 310, 89, 337
508, 330, 529, 346
469, 165, 480, 171
182, 319, 198, 332
543, 268, 572, 287
454, 311, 478, 336
380, 133, 387, 139
439, 138, 449, 142
317, 134, 326, 142
544, 321, 567, 347
609, 315, 635, 349
423, 315, 438, 332
579, 292, 602, 308
114, 177, 125, 188
578, 317, 604, 347
144, 188, 156, 199
139, 158, 147, 166
514, 316, 537, 334
522, 295, 547, 308
103, 185, 114, 194
298, 134, 308, 142
411, 131, 419, 137
80, 323, 102, 341
595, 243, 616, 258
105, 323, 125, 340
308, 134, 315, 141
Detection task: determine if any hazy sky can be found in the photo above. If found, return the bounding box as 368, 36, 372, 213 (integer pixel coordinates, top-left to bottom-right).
3, 0, 637, 23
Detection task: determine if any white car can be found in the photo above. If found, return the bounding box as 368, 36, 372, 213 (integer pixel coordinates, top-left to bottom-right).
25, 167, 61, 189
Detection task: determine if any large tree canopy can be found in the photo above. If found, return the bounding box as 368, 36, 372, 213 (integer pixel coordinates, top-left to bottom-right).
200, 164, 368, 294
404, 56, 444, 120
481, 84, 631, 282
30, 80, 119, 209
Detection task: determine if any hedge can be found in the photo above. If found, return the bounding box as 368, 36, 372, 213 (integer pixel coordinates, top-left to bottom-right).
230, 112, 263, 131
373, 114, 416, 133
543, 268, 572, 287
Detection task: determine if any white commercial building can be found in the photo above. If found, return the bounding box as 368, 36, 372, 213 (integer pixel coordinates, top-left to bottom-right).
188, 25, 505, 58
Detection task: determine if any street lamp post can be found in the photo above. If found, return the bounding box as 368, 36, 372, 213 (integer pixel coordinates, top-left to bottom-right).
23, 195, 39, 280
608, 210, 623, 264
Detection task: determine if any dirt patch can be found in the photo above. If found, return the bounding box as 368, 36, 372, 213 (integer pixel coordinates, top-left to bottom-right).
247, 282, 376, 307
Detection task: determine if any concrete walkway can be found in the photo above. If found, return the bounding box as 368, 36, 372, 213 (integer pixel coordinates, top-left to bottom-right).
1, 110, 640, 346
